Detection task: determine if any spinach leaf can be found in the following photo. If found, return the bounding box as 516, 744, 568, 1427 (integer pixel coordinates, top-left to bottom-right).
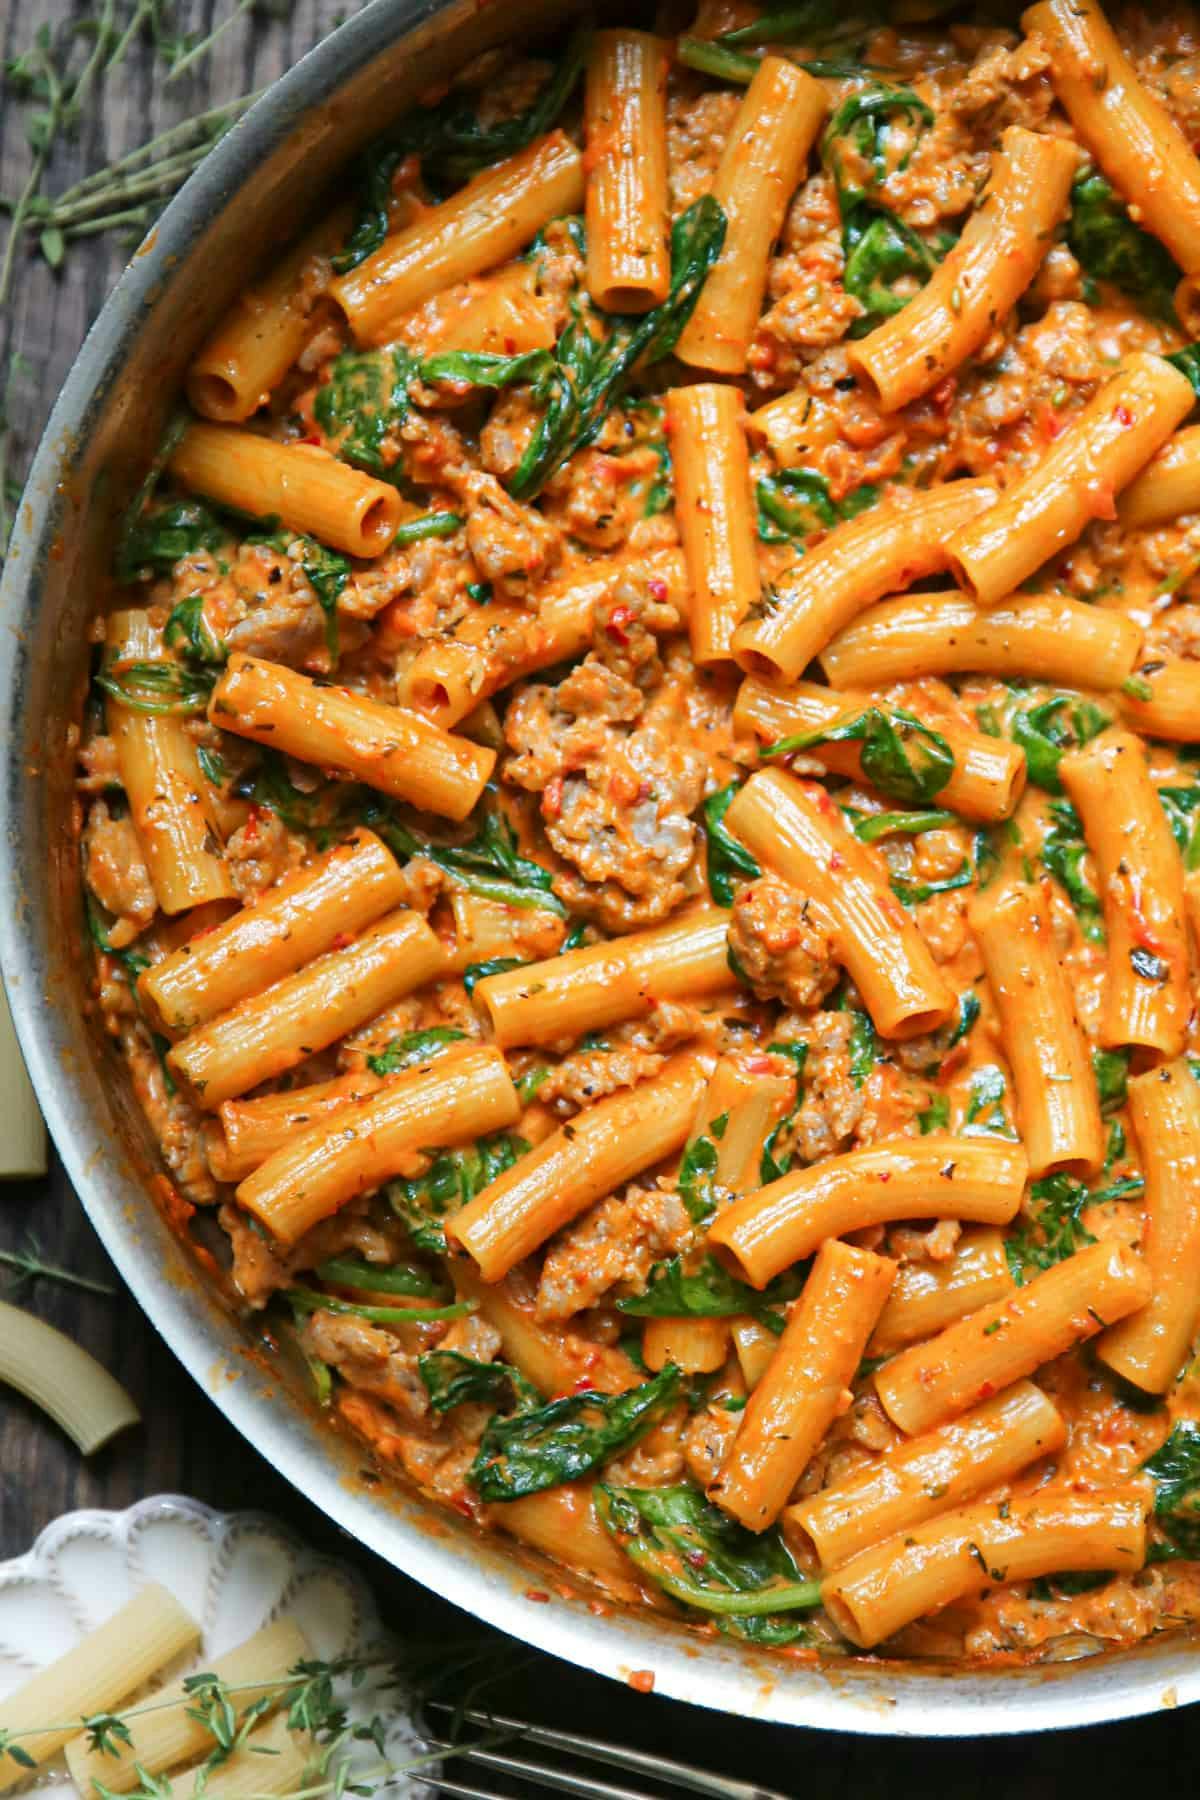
468, 1365, 683, 1501
1168, 342, 1200, 400
760, 1039, 808, 1183
948, 989, 981, 1049
702, 780, 760, 907
848, 1009, 880, 1089
843, 209, 942, 333
368, 1027, 469, 1077
463, 956, 527, 996
314, 347, 416, 474
418, 1350, 540, 1414
391, 510, 463, 547
164, 593, 227, 665
679, 1132, 722, 1226
822, 85, 934, 208
890, 861, 972, 907
763, 705, 954, 806
315, 1256, 442, 1297
1143, 1423, 1200, 1523
286, 1287, 473, 1325
1068, 170, 1180, 320
1010, 695, 1110, 794
1093, 1047, 1130, 1115
333, 26, 590, 270
853, 808, 956, 842
95, 660, 216, 717
617, 1255, 763, 1319
1042, 799, 1105, 944
117, 495, 227, 582
373, 796, 567, 916
294, 536, 351, 663
509, 196, 726, 499
755, 467, 879, 545
420, 348, 554, 390
595, 1484, 821, 1644
388, 1132, 529, 1254
675, 36, 760, 85
1158, 785, 1200, 871
722, 2, 884, 46
1005, 1172, 1146, 1284
919, 1092, 950, 1133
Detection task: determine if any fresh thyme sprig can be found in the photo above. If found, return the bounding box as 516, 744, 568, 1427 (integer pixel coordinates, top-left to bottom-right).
0, 1232, 116, 1299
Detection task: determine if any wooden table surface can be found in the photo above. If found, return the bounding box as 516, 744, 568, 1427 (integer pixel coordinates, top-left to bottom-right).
2, 0, 1200, 1790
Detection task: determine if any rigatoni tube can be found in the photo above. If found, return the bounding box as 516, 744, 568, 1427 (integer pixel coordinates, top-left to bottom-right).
1098, 1062, 1200, 1394
448, 1052, 709, 1281
169, 424, 402, 558
874, 1241, 1152, 1436
186, 211, 348, 422
786, 1381, 1066, 1570
734, 676, 1026, 824
823, 1489, 1146, 1650
970, 883, 1104, 1179
208, 1070, 383, 1182
330, 132, 585, 344
105, 612, 234, 915
946, 354, 1196, 606
1024, 0, 1200, 278
1119, 425, 1200, 529
676, 56, 826, 374
169, 909, 445, 1109
1060, 728, 1189, 1058
140, 829, 406, 1035
869, 1226, 1015, 1354
1120, 657, 1200, 742
723, 770, 955, 1040
209, 653, 495, 821
666, 384, 760, 665
237, 1045, 520, 1245
732, 481, 996, 683
848, 127, 1077, 412
708, 1241, 895, 1531
585, 31, 670, 312
821, 591, 1142, 692
708, 1134, 1026, 1289
474, 904, 732, 1048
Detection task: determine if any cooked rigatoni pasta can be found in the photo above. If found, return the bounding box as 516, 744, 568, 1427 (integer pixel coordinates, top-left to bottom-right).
724, 769, 955, 1038
1098, 1062, 1200, 1393
847, 127, 1077, 412
448, 1052, 708, 1280
946, 354, 1196, 605
330, 132, 585, 344
969, 884, 1104, 1179
209, 654, 495, 820
1060, 728, 1190, 1057
84, 4, 1200, 1667
786, 1381, 1066, 1570
733, 676, 1026, 823
1024, 0, 1200, 281
585, 32, 670, 313
103, 612, 235, 915
732, 480, 996, 682
876, 1242, 1152, 1436
170, 425, 403, 557
821, 591, 1143, 690
666, 384, 760, 664
709, 1135, 1026, 1288
824, 1490, 1147, 1650
676, 56, 826, 373
709, 1241, 895, 1530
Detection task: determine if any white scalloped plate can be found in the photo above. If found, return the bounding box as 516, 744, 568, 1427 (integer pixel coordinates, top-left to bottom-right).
0, 1497, 429, 1799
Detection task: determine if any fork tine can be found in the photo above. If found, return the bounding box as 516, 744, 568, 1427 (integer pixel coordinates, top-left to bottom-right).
410, 1775, 501, 1800
424, 1702, 790, 1800
423, 1737, 657, 1800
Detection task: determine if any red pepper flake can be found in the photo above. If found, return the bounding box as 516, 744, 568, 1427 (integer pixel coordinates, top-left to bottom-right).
330, 931, 353, 951
573, 1376, 596, 1394
606, 603, 635, 644
1036, 402, 1065, 441
543, 775, 564, 820
977, 1381, 996, 1399
1114, 404, 1134, 427
627, 1670, 656, 1694
525, 1589, 551, 1604
647, 576, 668, 602
829, 851, 845, 872
503, 336, 516, 354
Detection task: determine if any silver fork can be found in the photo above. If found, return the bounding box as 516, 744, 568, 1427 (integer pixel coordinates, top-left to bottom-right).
412, 1702, 795, 1800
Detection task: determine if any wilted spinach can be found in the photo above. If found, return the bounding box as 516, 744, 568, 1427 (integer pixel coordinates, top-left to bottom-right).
418, 1350, 540, 1414
468, 1364, 683, 1501
702, 780, 761, 907
388, 1132, 529, 1255
1069, 170, 1180, 320
368, 1027, 469, 1077
762, 705, 954, 806
755, 467, 879, 545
